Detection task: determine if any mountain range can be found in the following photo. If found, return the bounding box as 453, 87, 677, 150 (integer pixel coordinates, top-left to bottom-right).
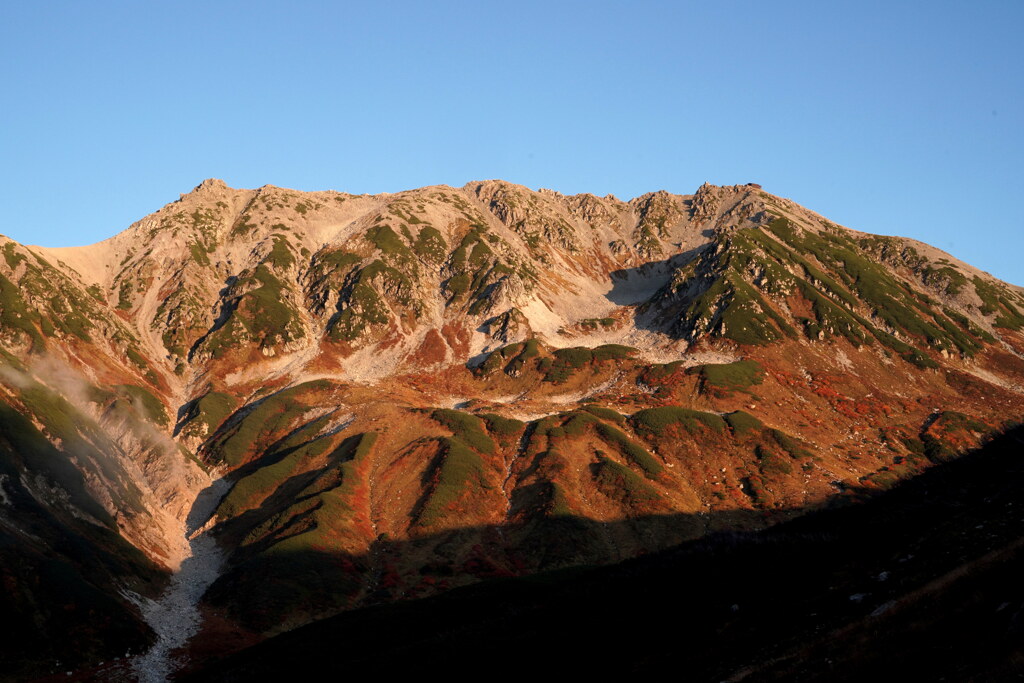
1, 178, 1021, 680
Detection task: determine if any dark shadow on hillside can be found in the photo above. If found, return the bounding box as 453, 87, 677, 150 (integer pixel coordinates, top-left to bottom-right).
604, 246, 710, 341
605, 247, 705, 307
196, 504, 776, 654
185, 477, 232, 537
181, 425, 1024, 682
0, 411, 170, 680
186, 276, 239, 363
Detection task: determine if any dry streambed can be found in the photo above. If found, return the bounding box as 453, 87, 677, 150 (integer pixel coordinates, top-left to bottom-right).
132, 477, 230, 683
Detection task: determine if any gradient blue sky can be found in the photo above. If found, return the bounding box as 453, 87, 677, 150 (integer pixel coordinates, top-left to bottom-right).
2, 1, 1021, 284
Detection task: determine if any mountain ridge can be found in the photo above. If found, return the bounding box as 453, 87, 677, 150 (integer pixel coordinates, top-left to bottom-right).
0, 178, 1022, 679
16, 178, 1022, 382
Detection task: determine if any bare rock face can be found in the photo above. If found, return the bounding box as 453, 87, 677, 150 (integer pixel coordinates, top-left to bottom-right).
4, 177, 1024, 678
482, 307, 531, 344
691, 181, 719, 220
194, 178, 228, 192
565, 192, 625, 230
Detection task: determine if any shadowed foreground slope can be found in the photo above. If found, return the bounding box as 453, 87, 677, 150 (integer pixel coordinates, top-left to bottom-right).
184, 425, 1024, 682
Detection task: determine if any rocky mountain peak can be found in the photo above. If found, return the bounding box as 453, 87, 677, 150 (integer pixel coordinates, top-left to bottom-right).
3, 178, 1024, 680
195, 178, 228, 192
178, 178, 231, 201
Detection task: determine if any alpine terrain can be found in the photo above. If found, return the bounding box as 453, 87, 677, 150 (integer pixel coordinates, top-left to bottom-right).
1, 179, 1022, 680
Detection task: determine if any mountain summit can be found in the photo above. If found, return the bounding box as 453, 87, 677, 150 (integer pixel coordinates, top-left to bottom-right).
1, 180, 1022, 678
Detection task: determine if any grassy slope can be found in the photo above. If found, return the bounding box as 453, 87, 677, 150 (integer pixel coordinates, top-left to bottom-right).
184, 425, 1024, 682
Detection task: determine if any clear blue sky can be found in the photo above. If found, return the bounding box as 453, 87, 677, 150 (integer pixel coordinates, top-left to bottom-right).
1, 1, 1021, 284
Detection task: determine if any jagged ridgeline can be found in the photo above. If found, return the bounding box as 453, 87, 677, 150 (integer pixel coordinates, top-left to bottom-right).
7, 178, 1019, 377
0, 178, 1022, 678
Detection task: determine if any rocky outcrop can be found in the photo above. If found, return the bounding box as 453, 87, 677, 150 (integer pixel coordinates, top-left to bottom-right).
5, 177, 1024, 678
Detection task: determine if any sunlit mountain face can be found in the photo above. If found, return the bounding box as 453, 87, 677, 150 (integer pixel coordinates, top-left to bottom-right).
2, 178, 1022, 680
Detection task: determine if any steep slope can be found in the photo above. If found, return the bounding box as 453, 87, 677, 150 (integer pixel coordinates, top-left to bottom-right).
1, 178, 1022, 677
0, 353, 203, 678
33, 178, 1024, 388
181, 425, 1024, 682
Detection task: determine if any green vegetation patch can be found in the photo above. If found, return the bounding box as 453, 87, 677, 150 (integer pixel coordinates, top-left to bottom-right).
630, 406, 727, 437
546, 347, 593, 383
241, 266, 303, 341
561, 411, 600, 437
594, 422, 662, 478
124, 346, 148, 371
189, 241, 211, 267
112, 385, 168, 427
581, 404, 626, 425
794, 280, 870, 346
768, 428, 814, 460
921, 265, 968, 296
182, 390, 237, 440
154, 287, 204, 358
724, 410, 764, 435
2, 243, 26, 269
366, 224, 414, 262
593, 454, 661, 507
43, 293, 93, 343
543, 344, 635, 383
442, 223, 533, 312
476, 339, 542, 376
0, 273, 45, 350
0, 254, 99, 347
231, 214, 258, 236
18, 384, 87, 449
765, 217, 976, 354
544, 481, 575, 517
266, 234, 296, 270
869, 328, 940, 369
942, 307, 996, 344
640, 360, 686, 383
920, 410, 990, 464
592, 344, 635, 361
412, 226, 447, 262
693, 359, 764, 390
934, 411, 989, 433
313, 249, 361, 280
216, 414, 337, 519
430, 409, 497, 455
328, 431, 379, 502
755, 445, 793, 476
417, 436, 487, 528
7, 379, 154, 520
681, 261, 795, 346
480, 413, 525, 442
200, 263, 305, 354
211, 431, 378, 630
273, 431, 378, 529
204, 380, 334, 467
330, 259, 414, 342
927, 310, 983, 355
973, 276, 1024, 330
